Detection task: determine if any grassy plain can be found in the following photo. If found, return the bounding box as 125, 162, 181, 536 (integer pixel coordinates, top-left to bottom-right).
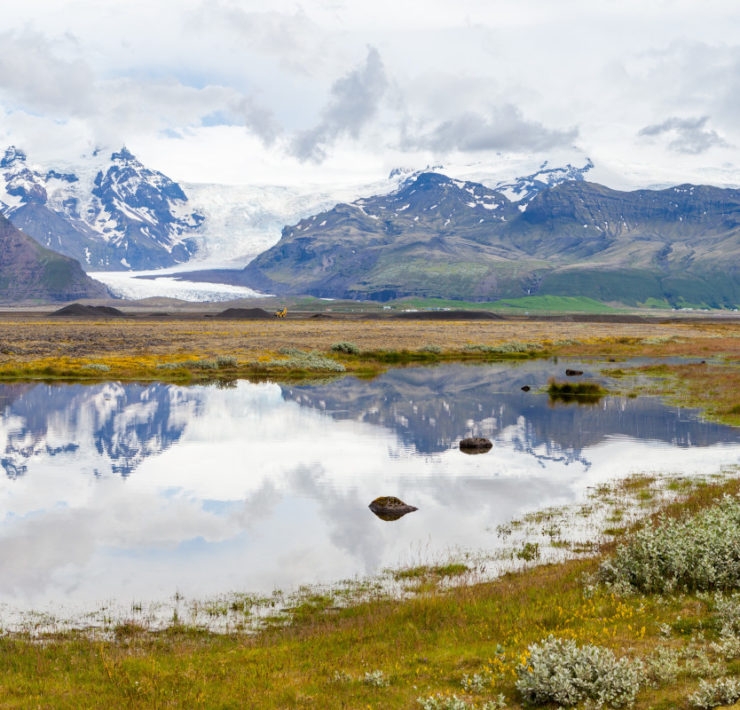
0, 315, 737, 422
0, 314, 739, 708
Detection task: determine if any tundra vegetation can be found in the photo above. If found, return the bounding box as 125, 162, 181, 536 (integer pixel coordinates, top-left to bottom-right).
0, 316, 738, 707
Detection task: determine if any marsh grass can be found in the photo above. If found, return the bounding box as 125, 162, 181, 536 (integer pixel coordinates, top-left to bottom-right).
547, 378, 609, 404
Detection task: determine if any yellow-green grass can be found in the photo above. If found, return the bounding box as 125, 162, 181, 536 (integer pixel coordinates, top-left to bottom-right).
609, 361, 740, 427
1, 477, 739, 709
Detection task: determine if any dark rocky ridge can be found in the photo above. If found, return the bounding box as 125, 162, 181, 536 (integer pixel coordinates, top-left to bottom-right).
0, 214, 109, 303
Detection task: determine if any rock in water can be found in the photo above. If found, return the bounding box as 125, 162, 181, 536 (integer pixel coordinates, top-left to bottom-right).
565, 369, 584, 376
521, 385, 531, 392
459, 437, 493, 454
368, 496, 418, 521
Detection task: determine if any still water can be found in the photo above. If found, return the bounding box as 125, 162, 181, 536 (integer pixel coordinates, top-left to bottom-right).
0, 361, 738, 616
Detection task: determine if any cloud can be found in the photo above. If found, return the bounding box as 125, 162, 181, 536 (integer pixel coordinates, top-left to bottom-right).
0, 28, 281, 153
638, 115, 729, 154
291, 47, 388, 162
229, 96, 282, 145
0, 31, 94, 116
403, 104, 578, 153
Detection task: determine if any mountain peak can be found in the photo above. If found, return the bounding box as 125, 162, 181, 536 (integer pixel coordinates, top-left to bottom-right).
494, 158, 595, 203
111, 146, 137, 162
1, 146, 27, 168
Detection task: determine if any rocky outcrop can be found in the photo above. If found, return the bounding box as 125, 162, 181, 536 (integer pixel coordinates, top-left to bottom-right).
0, 214, 109, 303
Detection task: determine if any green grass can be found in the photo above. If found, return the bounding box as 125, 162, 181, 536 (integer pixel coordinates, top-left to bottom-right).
393, 295, 620, 313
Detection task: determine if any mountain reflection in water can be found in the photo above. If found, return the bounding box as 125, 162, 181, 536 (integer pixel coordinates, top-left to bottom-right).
0, 362, 737, 612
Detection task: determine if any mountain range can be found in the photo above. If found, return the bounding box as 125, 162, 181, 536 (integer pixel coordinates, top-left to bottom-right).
0, 146, 203, 271
186, 167, 740, 308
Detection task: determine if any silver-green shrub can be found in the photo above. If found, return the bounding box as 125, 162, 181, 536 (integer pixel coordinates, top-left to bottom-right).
191, 358, 219, 370
362, 670, 388, 687
710, 592, 740, 659
216, 355, 238, 367
276, 350, 346, 372
419, 344, 442, 354
330, 341, 360, 355
598, 495, 740, 593
418, 695, 507, 710
461, 672, 489, 692
156, 361, 188, 370
81, 363, 110, 372
690, 677, 740, 709
515, 636, 643, 708
464, 342, 543, 354
645, 646, 681, 686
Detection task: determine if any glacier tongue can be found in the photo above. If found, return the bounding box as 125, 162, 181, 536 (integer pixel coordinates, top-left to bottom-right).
90, 267, 268, 302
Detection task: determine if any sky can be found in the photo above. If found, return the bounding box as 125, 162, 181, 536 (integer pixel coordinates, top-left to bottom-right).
1, 0, 739, 187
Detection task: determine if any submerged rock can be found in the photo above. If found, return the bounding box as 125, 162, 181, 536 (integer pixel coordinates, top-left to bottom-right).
565, 369, 584, 376
459, 437, 493, 454
368, 496, 418, 521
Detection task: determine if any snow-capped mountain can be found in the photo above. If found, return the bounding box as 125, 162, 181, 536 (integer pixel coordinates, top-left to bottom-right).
0, 147, 204, 271
196, 167, 740, 307
493, 158, 594, 203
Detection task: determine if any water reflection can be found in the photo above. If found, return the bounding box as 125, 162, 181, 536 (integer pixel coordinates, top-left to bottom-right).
0, 363, 737, 613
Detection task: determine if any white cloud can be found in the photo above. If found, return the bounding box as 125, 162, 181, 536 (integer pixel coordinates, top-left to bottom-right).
403, 105, 578, 153
0, 1, 738, 185
639, 116, 730, 154
291, 47, 388, 162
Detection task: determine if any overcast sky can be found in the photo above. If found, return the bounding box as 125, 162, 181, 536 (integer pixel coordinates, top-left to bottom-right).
1, 0, 739, 187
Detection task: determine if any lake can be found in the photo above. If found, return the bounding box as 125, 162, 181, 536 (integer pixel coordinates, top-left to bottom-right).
0, 360, 738, 628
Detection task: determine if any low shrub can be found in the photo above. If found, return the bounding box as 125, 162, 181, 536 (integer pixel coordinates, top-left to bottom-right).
275, 350, 346, 372
598, 495, 740, 593
690, 677, 740, 709
515, 636, 643, 708
330, 341, 360, 355
215, 355, 238, 367
645, 646, 681, 686
80, 363, 110, 373
464, 342, 543, 354
362, 670, 388, 687
418, 694, 507, 710
419, 344, 442, 354
156, 362, 188, 370
191, 358, 219, 370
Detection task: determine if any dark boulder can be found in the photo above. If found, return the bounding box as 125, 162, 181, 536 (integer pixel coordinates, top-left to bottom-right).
368, 496, 418, 521
565, 369, 584, 376
521, 385, 531, 392
459, 437, 493, 454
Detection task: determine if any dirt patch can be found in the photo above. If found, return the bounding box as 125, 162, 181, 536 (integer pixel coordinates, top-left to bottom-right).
214, 308, 273, 319
50, 304, 125, 317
